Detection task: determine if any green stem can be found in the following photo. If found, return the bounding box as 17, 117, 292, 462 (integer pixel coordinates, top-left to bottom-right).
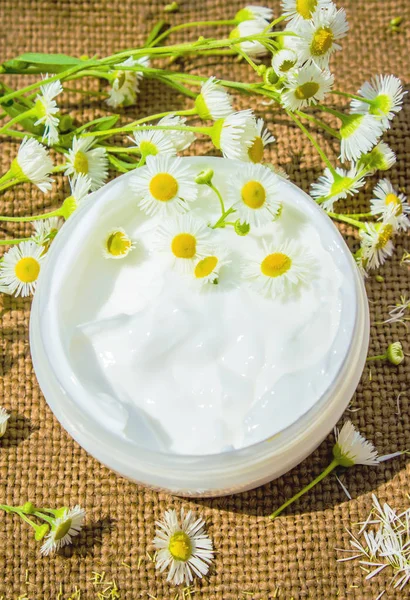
326, 212, 366, 230
287, 111, 337, 174
0, 109, 35, 135
331, 90, 374, 105
345, 212, 373, 219
208, 182, 226, 214
212, 207, 235, 229
82, 123, 210, 139
0, 237, 31, 246
0, 208, 62, 223
295, 110, 340, 139
151, 19, 238, 47
269, 458, 339, 519
33, 511, 55, 525
366, 353, 387, 362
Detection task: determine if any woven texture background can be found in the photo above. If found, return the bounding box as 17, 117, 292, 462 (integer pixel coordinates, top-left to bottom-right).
0, 0, 410, 598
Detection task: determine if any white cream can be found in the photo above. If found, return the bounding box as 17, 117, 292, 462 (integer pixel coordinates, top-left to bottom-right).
42, 158, 352, 457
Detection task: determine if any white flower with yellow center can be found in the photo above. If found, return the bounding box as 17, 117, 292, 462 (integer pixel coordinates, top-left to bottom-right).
102, 227, 135, 259
271, 48, 299, 76
0, 241, 44, 298
281, 64, 334, 111
130, 129, 176, 159
230, 18, 270, 58
155, 215, 211, 273
153, 508, 214, 586
339, 114, 384, 163
333, 420, 380, 466
359, 210, 397, 270
212, 109, 257, 161
65, 136, 109, 192
371, 179, 410, 231
0, 407, 10, 438
158, 115, 196, 151
195, 77, 233, 120
350, 75, 405, 130
11, 137, 54, 192
243, 239, 315, 299
193, 248, 230, 285
40, 506, 85, 556
357, 141, 397, 174
235, 5, 273, 22
32, 217, 64, 248
227, 163, 281, 226
295, 3, 349, 67
34, 79, 63, 146
281, 0, 331, 27
247, 118, 275, 163
310, 166, 366, 211
60, 174, 92, 219
131, 155, 198, 217
107, 56, 150, 108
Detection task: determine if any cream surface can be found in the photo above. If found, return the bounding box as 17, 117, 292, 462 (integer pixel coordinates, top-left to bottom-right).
44, 159, 352, 456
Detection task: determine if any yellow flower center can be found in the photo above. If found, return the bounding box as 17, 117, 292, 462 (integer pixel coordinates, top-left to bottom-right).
310, 27, 334, 57
295, 81, 320, 100
168, 531, 192, 562
54, 518, 72, 541
194, 256, 218, 278
139, 140, 158, 157
149, 173, 178, 202
261, 252, 292, 277
241, 181, 266, 209
15, 257, 40, 283
34, 98, 47, 118
376, 224, 393, 249
385, 192, 402, 215
248, 137, 264, 163
106, 231, 132, 257
171, 233, 197, 259
73, 151, 89, 175
369, 94, 392, 117
280, 59, 296, 72
296, 0, 317, 19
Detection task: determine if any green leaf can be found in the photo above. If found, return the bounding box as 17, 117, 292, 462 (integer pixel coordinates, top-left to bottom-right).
145, 20, 168, 47
15, 52, 83, 66
108, 154, 139, 173
2, 53, 84, 74
91, 115, 120, 131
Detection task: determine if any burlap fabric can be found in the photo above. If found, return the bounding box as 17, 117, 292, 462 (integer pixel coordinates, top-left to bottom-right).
0, 1, 409, 598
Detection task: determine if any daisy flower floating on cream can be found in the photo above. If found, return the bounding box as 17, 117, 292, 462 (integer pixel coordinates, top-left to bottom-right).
40, 506, 85, 556
281, 63, 334, 111
350, 74, 405, 130
153, 508, 214, 586
7, 137, 54, 192
243, 239, 315, 299
155, 215, 211, 273
195, 77, 233, 121
227, 163, 281, 226
130, 155, 198, 217
65, 136, 109, 191
33, 79, 63, 145
130, 128, 176, 159
0, 407, 10, 438
193, 248, 230, 285
370, 179, 410, 231
102, 227, 135, 259
0, 241, 45, 297
281, 0, 331, 27
106, 55, 150, 108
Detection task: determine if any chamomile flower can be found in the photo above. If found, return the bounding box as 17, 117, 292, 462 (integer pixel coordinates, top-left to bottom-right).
129, 129, 176, 159
65, 136, 109, 192
247, 118, 275, 163
154, 215, 211, 273
60, 174, 92, 219
33, 78, 63, 145
193, 248, 230, 285
195, 77, 233, 120
32, 217, 64, 248
310, 166, 366, 211
339, 114, 384, 163
153, 508, 214, 586
131, 155, 198, 217
230, 18, 270, 58
102, 227, 135, 259
11, 137, 54, 192
157, 115, 196, 151
281, 64, 334, 111
106, 56, 150, 108
235, 5, 273, 22
350, 75, 405, 130
333, 420, 380, 466
243, 239, 315, 299
359, 210, 397, 270
227, 163, 281, 226
40, 506, 85, 556
212, 109, 257, 161
357, 141, 397, 174
371, 179, 410, 231
271, 48, 299, 76
0, 407, 10, 438
0, 241, 44, 298
281, 0, 331, 27
295, 3, 349, 67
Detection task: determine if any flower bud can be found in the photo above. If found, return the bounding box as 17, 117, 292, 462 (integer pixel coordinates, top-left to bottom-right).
234, 220, 250, 236
195, 168, 214, 185
386, 342, 404, 365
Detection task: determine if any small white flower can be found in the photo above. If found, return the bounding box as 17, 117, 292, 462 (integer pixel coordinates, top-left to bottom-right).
214, 109, 258, 161
295, 3, 349, 67
65, 136, 109, 191
34, 79, 63, 145
195, 77, 233, 120
60, 174, 93, 219
32, 217, 64, 247
0, 407, 10, 438
310, 166, 366, 212
129, 128, 176, 158
350, 75, 405, 130
359, 210, 397, 270
281, 63, 334, 111
157, 115, 196, 151
339, 114, 384, 163
0, 241, 44, 298
333, 420, 380, 466
281, 0, 332, 27
193, 248, 231, 285
247, 118, 275, 163
230, 18, 270, 58
227, 163, 281, 226
154, 215, 211, 274
235, 5, 273, 22
130, 154, 198, 217
107, 56, 150, 108
153, 508, 214, 586
371, 179, 410, 231
357, 141, 397, 174
13, 137, 54, 192
243, 238, 316, 299
271, 48, 299, 76
102, 227, 135, 259
40, 506, 85, 556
